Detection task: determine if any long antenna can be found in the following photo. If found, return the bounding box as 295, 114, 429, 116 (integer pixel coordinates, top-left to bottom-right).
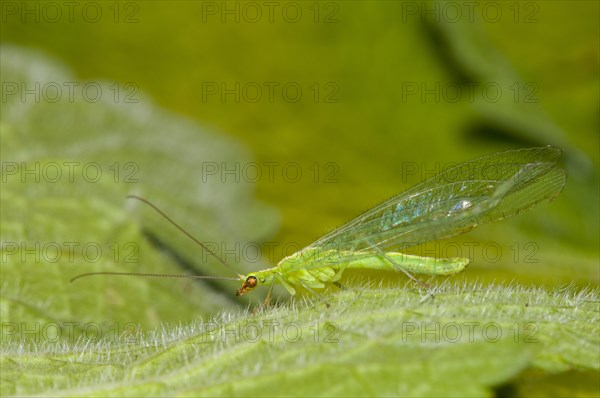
71, 272, 240, 283
125, 195, 243, 278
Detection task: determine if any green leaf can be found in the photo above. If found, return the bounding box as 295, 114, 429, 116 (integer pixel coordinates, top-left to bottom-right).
0, 44, 278, 336
1, 284, 597, 397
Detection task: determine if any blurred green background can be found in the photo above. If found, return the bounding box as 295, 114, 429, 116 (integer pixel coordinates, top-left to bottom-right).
1, 1, 598, 322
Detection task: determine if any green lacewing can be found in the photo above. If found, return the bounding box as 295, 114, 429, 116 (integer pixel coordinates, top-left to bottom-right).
73, 146, 566, 300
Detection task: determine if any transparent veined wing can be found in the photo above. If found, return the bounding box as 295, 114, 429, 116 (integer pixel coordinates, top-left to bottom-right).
292, 146, 566, 268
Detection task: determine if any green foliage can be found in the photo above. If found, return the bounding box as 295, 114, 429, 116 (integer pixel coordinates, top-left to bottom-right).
2, 283, 598, 397
1, 44, 278, 333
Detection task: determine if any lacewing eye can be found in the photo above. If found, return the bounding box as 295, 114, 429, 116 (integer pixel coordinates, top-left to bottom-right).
246, 276, 258, 288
